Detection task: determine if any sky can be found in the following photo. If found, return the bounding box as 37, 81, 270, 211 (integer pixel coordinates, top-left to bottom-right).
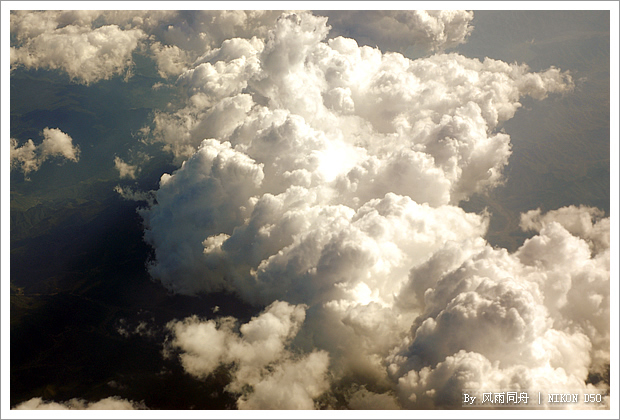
2, 2, 619, 418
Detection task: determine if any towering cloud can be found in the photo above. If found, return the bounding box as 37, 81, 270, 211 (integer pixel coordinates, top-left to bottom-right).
141, 11, 574, 303
10, 128, 79, 175
134, 11, 608, 410
10, 9, 608, 410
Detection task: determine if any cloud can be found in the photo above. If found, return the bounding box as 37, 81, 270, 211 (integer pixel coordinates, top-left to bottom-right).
165, 301, 330, 409
390, 206, 610, 408
520, 205, 610, 254
396, 350, 607, 409
114, 156, 138, 179
9, 10, 181, 83
11, 20, 146, 84
140, 139, 265, 294
114, 185, 155, 204
241, 194, 487, 306
146, 12, 572, 208
236, 351, 330, 409
9, 138, 37, 174
10, 128, 79, 176
12, 10, 604, 410
149, 10, 284, 78
12, 396, 146, 410
116, 318, 157, 339
9, 10, 284, 83
131, 12, 605, 409
9, 10, 472, 85
141, 11, 573, 302
322, 10, 474, 54
149, 41, 191, 78
516, 208, 610, 373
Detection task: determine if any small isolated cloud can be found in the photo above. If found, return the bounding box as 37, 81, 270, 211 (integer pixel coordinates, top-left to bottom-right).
10, 128, 79, 176
116, 318, 157, 339
150, 41, 191, 78
114, 156, 138, 179
12, 396, 146, 410
114, 185, 155, 204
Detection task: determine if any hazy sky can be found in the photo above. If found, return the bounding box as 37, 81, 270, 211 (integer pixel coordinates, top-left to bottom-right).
3, 3, 618, 416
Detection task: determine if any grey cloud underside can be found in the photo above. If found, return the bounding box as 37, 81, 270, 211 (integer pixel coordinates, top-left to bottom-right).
10, 10, 610, 410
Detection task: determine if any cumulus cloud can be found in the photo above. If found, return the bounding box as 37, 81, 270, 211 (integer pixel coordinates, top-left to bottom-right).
159, 202, 610, 409
10, 10, 474, 84
150, 41, 191, 78
10, 17, 146, 84
9, 10, 285, 83
126, 11, 608, 410
140, 138, 265, 294
10, 128, 79, 176
390, 206, 610, 408
114, 156, 138, 179
9, 10, 179, 83
13, 396, 146, 410
396, 350, 608, 409
141, 11, 574, 303
21, 10, 599, 410
146, 12, 572, 207
165, 301, 330, 409
520, 205, 610, 254
149, 10, 284, 78
322, 10, 474, 54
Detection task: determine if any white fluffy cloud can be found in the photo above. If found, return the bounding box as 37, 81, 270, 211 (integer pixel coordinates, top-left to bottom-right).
10, 17, 146, 84
165, 301, 330, 409
13, 396, 146, 410
10, 10, 179, 83
9, 10, 285, 83
140, 138, 265, 294
391, 206, 610, 408
130, 11, 608, 410
322, 10, 474, 54
146, 12, 572, 207
396, 350, 608, 409
10, 10, 474, 84
141, 11, 574, 302
14, 10, 605, 410
10, 128, 79, 175
520, 205, 610, 254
